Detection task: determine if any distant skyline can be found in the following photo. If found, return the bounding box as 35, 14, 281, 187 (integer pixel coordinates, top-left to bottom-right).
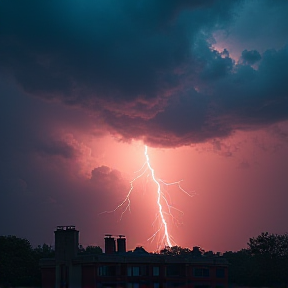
1, 0, 288, 252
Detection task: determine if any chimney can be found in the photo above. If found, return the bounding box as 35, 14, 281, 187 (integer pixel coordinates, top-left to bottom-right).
117, 235, 126, 253
54, 225, 79, 262
104, 235, 116, 254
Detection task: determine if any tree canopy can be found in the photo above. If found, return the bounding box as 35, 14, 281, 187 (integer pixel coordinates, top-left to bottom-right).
0, 236, 40, 287
159, 245, 205, 256
248, 231, 288, 257
224, 232, 288, 286
78, 245, 103, 255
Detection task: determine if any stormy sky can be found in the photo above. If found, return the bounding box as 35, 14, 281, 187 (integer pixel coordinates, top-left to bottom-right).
1, 0, 288, 252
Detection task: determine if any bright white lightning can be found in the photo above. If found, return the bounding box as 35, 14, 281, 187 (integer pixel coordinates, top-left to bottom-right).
144, 145, 173, 247
101, 145, 195, 247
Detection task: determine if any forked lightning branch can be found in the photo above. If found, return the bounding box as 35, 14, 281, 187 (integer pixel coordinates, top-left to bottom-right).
102, 145, 195, 248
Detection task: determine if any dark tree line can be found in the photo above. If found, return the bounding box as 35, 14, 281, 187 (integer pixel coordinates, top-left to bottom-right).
1, 232, 288, 287
159, 245, 205, 257
0, 236, 54, 287
78, 244, 103, 255
225, 232, 288, 287
0, 235, 102, 287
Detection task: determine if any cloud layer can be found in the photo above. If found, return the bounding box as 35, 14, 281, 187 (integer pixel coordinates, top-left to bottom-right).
2, 0, 287, 146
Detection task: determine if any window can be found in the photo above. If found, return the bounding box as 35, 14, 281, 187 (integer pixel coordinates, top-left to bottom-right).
194, 268, 209, 277
98, 265, 116, 276
216, 268, 225, 278
153, 266, 160, 276
127, 266, 147, 276
128, 266, 139, 276
133, 267, 140, 276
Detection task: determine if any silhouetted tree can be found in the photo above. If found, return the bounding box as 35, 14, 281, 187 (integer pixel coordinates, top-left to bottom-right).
191, 246, 204, 257
203, 250, 215, 257
132, 246, 149, 254
223, 232, 288, 287
247, 232, 288, 286
160, 245, 192, 256
78, 245, 103, 255
248, 232, 288, 257
159, 245, 204, 256
224, 249, 260, 286
34, 243, 55, 258
0, 236, 38, 287
0, 236, 55, 287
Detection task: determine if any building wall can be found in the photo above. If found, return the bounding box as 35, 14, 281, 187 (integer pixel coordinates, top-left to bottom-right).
82, 265, 97, 288
81, 262, 228, 288
41, 267, 56, 288
42, 260, 228, 288
70, 264, 82, 288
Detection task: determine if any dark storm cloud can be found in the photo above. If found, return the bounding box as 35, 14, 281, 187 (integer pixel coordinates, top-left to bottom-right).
1, 0, 288, 146
100, 45, 288, 146
91, 166, 122, 183
90, 166, 128, 193
225, 0, 288, 51
240, 50, 262, 65
0, 0, 240, 99
36, 140, 78, 159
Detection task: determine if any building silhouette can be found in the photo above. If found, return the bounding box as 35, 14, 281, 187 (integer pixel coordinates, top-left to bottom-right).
40, 226, 228, 288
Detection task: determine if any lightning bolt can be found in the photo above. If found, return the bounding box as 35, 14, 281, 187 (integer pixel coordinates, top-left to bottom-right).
101, 145, 195, 248
144, 145, 172, 247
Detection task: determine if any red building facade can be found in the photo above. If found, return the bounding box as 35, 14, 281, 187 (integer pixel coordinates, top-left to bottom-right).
40, 226, 228, 288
